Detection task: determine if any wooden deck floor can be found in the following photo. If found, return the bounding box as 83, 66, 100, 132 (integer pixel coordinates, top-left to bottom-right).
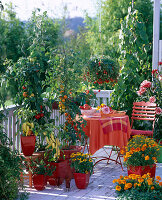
24, 147, 162, 200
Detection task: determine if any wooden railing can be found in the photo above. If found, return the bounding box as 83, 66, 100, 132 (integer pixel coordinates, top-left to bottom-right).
2, 90, 113, 151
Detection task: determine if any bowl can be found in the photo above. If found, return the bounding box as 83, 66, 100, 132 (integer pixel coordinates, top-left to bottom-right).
81, 108, 96, 116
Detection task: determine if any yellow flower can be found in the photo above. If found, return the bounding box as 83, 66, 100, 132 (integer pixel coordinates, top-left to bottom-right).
115, 185, 121, 191
156, 176, 161, 181
145, 155, 150, 160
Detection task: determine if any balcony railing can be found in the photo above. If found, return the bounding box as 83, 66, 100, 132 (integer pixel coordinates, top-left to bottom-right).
2, 90, 113, 152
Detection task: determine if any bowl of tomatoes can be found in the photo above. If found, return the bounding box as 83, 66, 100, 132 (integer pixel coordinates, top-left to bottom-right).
79, 104, 96, 116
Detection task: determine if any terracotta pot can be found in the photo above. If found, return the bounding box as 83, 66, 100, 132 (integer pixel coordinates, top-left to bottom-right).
52, 101, 59, 109
74, 173, 90, 189
47, 159, 68, 186
59, 145, 82, 161
59, 145, 82, 183
127, 164, 156, 178
21, 135, 36, 156
33, 174, 45, 190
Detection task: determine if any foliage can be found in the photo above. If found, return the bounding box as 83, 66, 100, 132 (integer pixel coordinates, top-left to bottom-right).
136, 70, 162, 140
0, 111, 28, 200
113, 174, 162, 200
111, 7, 151, 117
85, 0, 153, 60
29, 158, 55, 176
121, 135, 160, 167
85, 56, 119, 89
70, 152, 94, 175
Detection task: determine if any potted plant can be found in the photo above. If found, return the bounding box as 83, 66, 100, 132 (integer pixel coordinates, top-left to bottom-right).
16, 108, 36, 156
29, 158, 55, 190
44, 131, 68, 187
113, 174, 162, 200
121, 135, 160, 178
70, 152, 94, 189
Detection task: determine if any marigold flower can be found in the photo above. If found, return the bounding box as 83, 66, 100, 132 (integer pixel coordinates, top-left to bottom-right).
156, 176, 161, 181
137, 183, 141, 187
120, 175, 123, 179
151, 186, 155, 190
112, 179, 117, 183
125, 183, 132, 189
147, 180, 153, 185
134, 183, 137, 187
159, 182, 162, 186
124, 185, 128, 190
138, 178, 144, 183
142, 174, 147, 179
124, 176, 129, 180
115, 185, 121, 191
145, 155, 150, 160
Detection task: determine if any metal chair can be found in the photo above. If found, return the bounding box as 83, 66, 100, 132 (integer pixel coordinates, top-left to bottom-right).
131, 102, 156, 137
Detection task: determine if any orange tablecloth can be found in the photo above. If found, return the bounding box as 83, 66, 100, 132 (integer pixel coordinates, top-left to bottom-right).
82, 113, 131, 155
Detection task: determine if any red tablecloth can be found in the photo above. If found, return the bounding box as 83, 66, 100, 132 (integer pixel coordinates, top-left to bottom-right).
82, 113, 131, 154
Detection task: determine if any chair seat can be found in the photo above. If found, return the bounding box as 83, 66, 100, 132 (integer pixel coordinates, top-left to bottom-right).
131, 129, 153, 136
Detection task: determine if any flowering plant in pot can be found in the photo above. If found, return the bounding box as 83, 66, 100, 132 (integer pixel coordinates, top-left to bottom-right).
121, 135, 160, 178
70, 152, 94, 189
136, 69, 162, 140
113, 173, 162, 200
29, 158, 55, 190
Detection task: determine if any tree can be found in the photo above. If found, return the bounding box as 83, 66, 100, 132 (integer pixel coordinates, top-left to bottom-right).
111, 7, 151, 117
85, 0, 153, 59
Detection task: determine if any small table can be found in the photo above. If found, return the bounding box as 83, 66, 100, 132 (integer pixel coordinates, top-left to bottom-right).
82, 113, 131, 169
20, 152, 44, 187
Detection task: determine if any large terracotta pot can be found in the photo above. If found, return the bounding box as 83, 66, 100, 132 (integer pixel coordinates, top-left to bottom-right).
59, 145, 82, 189
127, 164, 156, 178
33, 174, 46, 190
74, 173, 90, 189
47, 159, 68, 186
59, 145, 82, 161
21, 135, 36, 156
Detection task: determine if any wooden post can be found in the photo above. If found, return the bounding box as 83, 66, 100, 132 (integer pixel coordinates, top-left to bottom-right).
152, 0, 160, 70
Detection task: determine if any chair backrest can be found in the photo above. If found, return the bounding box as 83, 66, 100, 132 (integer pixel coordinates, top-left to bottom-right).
131, 101, 156, 129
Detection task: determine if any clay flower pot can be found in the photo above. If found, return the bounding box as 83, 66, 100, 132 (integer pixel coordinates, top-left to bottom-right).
74, 172, 90, 189
127, 164, 156, 178
47, 159, 68, 186
33, 174, 46, 190
21, 135, 36, 156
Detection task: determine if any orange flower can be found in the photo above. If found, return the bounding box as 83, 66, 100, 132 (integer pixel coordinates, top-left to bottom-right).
116, 185, 121, 191
159, 182, 162, 186
125, 183, 132, 189
124, 176, 129, 180
138, 178, 144, 183
152, 157, 156, 161
156, 176, 161, 181
134, 183, 137, 188
145, 155, 150, 160
137, 183, 141, 187
112, 179, 117, 183
147, 180, 153, 185
151, 186, 155, 190
120, 175, 123, 179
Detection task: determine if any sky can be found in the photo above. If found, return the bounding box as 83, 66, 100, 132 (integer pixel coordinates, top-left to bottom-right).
2, 0, 99, 20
